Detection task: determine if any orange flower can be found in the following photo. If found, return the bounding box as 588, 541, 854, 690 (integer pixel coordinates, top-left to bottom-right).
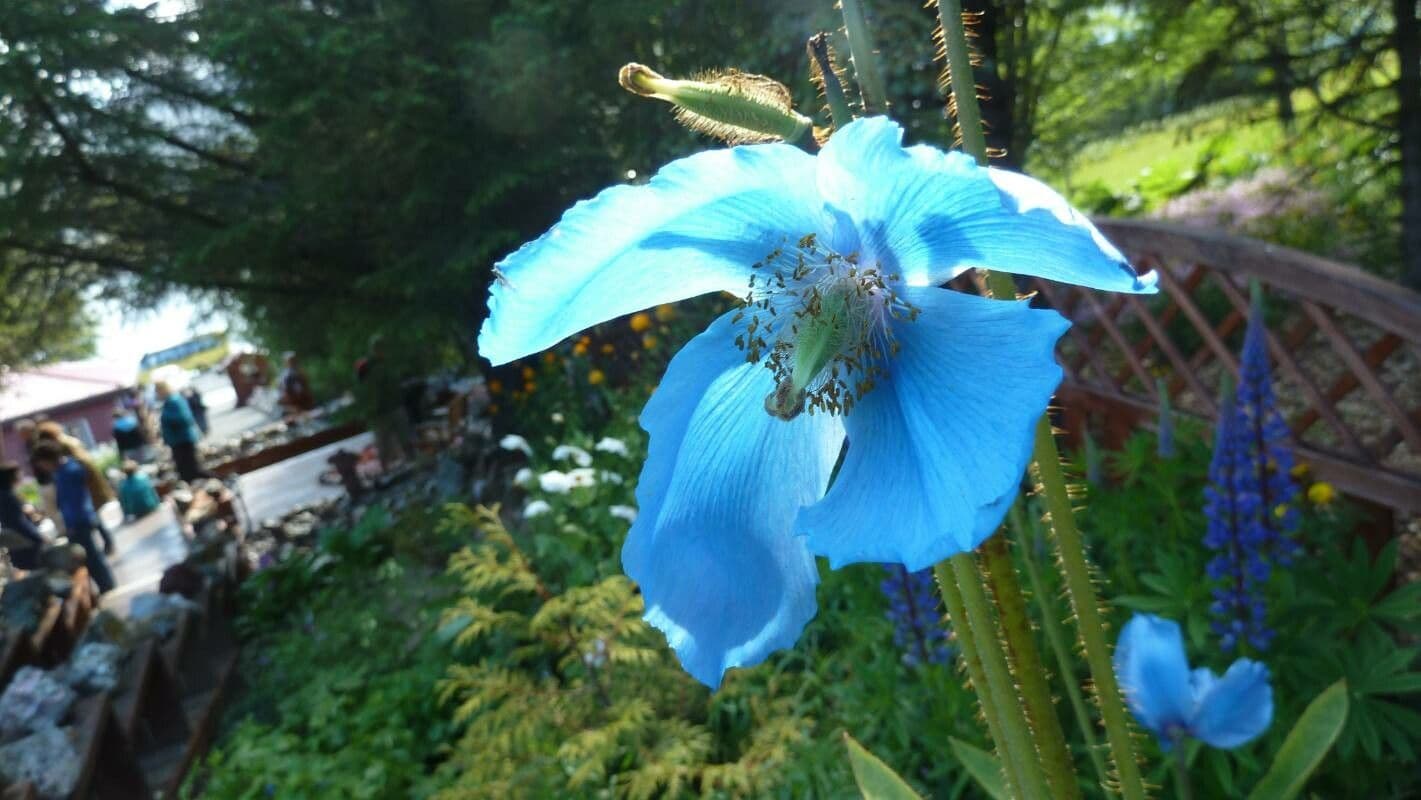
654, 304, 676, 322
642, 334, 658, 350
488, 379, 503, 395
600, 343, 615, 356
629, 312, 653, 333
588, 369, 606, 386
524, 381, 537, 394
487, 404, 499, 415
543, 352, 559, 365
521, 366, 536, 381
572, 341, 589, 357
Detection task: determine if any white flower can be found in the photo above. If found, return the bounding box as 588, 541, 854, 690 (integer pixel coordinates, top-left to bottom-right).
552, 444, 593, 467
513, 467, 534, 486
551, 412, 566, 424
499, 434, 532, 456
594, 437, 629, 456
609, 505, 638, 523
598, 470, 625, 485
566, 468, 598, 488
538, 470, 575, 493
523, 499, 552, 518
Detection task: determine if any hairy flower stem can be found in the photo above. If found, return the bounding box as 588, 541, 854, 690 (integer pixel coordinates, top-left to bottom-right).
1009, 502, 1112, 794
934, 562, 1026, 799
981, 535, 1082, 800
807, 34, 854, 133
1173, 733, 1194, 800
1031, 418, 1148, 800
934, 0, 989, 164
950, 552, 1052, 798
934, 0, 1148, 794
838, 0, 888, 114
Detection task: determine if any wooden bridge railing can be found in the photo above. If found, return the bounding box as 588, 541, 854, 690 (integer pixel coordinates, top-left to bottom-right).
965, 218, 1421, 515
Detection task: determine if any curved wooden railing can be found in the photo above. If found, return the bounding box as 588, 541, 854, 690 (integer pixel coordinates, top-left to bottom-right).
971, 218, 1421, 515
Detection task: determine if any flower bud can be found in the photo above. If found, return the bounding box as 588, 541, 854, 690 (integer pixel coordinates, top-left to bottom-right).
619, 63, 811, 145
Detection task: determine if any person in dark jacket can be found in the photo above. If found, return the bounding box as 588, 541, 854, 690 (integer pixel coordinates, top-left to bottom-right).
112, 408, 150, 463
156, 381, 208, 482
182, 387, 209, 435
29, 443, 116, 593
0, 462, 45, 571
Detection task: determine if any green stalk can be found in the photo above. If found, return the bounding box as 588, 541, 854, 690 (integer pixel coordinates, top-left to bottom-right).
934, 1, 1148, 795
838, 0, 888, 114
934, 563, 1024, 799
981, 535, 1082, 800
1032, 419, 1148, 800
1010, 502, 1112, 795
807, 32, 855, 132
934, 0, 989, 164
1173, 735, 1194, 800
951, 553, 1051, 799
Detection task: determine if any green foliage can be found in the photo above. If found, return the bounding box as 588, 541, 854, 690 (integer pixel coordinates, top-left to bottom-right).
1076, 426, 1421, 798
843, 733, 924, 800
431, 504, 810, 799
947, 738, 1007, 800
1247, 680, 1349, 800
188, 505, 463, 799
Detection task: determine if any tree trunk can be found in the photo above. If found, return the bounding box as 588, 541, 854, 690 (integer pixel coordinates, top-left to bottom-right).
1396, 0, 1421, 289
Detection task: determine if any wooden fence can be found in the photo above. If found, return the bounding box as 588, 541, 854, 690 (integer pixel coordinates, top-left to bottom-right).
989, 218, 1421, 517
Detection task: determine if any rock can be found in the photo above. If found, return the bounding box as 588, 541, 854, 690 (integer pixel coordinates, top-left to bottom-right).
0, 723, 81, 798
0, 668, 76, 740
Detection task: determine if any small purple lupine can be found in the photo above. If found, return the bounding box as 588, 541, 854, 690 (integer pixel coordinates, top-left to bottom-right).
1235, 291, 1301, 565
1203, 293, 1301, 652
1203, 385, 1273, 652
881, 565, 953, 668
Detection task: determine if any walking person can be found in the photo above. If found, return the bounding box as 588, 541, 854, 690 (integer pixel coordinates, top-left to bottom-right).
34, 421, 115, 554
156, 382, 208, 482
29, 442, 116, 594
278, 352, 316, 415
182, 387, 209, 436
0, 462, 45, 571
14, 419, 64, 538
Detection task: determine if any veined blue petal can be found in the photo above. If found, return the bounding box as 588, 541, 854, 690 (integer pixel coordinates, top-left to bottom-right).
478, 144, 824, 365
814, 117, 1155, 293
797, 287, 1067, 571
1114, 614, 1195, 741
1189, 658, 1273, 749
622, 312, 845, 687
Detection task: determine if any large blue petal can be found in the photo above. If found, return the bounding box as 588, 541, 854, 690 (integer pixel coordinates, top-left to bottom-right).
623, 312, 845, 687
815, 117, 1155, 293
1189, 658, 1273, 749
1114, 614, 1195, 742
479, 144, 824, 365
797, 286, 1067, 571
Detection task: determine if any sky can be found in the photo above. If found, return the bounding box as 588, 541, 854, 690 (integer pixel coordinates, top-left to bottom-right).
92, 294, 231, 370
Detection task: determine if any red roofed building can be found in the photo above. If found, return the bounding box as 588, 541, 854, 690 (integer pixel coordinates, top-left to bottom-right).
0, 360, 135, 464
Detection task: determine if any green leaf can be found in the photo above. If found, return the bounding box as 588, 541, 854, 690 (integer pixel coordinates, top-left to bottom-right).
948, 737, 1008, 800
843, 733, 924, 800
1247, 680, 1350, 800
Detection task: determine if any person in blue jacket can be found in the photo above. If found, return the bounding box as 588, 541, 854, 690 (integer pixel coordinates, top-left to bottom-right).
0, 462, 45, 571
156, 381, 208, 482
29, 442, 116, 593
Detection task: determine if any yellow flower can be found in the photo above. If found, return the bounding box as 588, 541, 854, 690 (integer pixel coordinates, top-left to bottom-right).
642, 334, 658, 351
654, 304, 676, 322
1307, 481, 1336, 506
488, 379, 503, 395
600, 343, 615, 356
572, 341, 589, 357
629, 312, 653, 333
543, 352, 559, 365
1290, 462, 1310, 479
1273, 504, 1290, 519
521, 366, 536, 381
588, 369, 606, 386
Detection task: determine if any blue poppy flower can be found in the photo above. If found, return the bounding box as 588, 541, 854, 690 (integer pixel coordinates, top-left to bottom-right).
479, 117, 1156, 686
1114, 614, 1273, 750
